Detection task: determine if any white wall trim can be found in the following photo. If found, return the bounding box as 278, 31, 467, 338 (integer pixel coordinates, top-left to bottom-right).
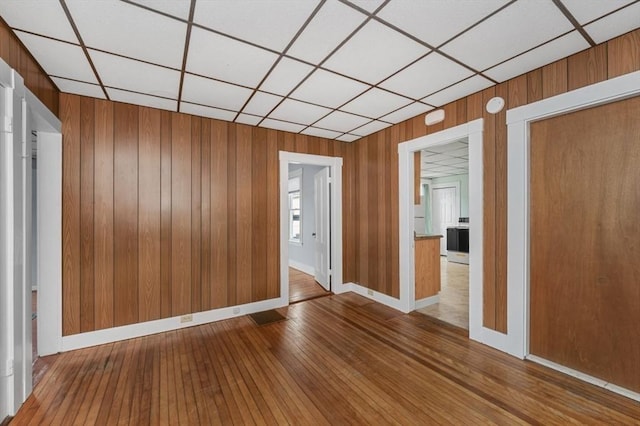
414, 294, 439, 310
346, 283, 406, 312
506, 71, 640, 361
288, 260, 314, 276
36, 132, 62, 356
279, 151, 345, 302
62, 296, 286, 352
527, 355, 640, 402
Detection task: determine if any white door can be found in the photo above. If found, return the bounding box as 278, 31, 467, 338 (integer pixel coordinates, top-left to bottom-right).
313, 168, 330, 290
432, 187, 458, 255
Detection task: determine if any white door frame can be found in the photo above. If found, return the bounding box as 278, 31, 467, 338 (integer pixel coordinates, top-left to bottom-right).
399, 119, 505, 350
0, 58, 62, 418
279, 152, 344, 305
506, 71, 640, 399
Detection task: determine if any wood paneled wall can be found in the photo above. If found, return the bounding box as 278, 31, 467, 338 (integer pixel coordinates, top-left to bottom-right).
347, 29, 640, 333
60, 94, 347, 335
0, 18, 59, 116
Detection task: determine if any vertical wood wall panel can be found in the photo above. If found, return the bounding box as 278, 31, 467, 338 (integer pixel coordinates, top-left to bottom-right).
113, 103, 139, 326
60, 30, 640, 336
138, 107, 161, 322
160, 111, 172, 318
236, 125, 253, 304
171, 113, 192, 316
61, 95, 81, 335
494, 83, 509, 333
211, 121, 229, 308
79, 97, 95, 332
191, 118, 202, 313
251, 127, 267, 302
266, 131, 279, 299
200, 120, 212, 309
93, 99, 114, 330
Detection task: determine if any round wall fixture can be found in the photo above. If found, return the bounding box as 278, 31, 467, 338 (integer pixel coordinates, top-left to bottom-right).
486, 96, 505, 114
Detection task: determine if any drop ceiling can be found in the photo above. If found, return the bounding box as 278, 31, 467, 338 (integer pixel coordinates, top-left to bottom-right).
1, 0, 639, 142
421, 139, 468, 179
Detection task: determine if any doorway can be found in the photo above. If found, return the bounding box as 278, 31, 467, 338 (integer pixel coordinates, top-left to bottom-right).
415, 140, 469, 330
287, 163, 331, 304
279, 152, 345, 307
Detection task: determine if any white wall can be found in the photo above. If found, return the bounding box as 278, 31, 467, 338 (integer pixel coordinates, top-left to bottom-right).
430, 173, 469, 217
288, 164, 325, 274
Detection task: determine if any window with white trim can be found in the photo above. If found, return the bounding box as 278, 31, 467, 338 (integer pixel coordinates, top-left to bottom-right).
288, 169, 302, 244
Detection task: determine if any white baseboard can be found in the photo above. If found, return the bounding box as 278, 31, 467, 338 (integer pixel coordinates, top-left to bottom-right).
414, 294, 439, 309
346, 282, 405, 312
288, 260, 315, 276
526, 355, 640, 402
61, 296, 286, 352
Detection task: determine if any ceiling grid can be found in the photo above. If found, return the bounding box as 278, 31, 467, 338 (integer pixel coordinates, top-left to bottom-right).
0, 0, 638, 142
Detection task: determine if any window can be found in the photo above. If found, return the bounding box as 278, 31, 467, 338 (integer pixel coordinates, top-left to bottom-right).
288, 169, 302, 244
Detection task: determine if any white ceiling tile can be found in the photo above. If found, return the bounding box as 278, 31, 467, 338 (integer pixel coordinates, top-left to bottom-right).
243, 92, 283, 116
484, 32, 589, 82
344, 0, 386, 13
15, 32, 97, 83
0, 1, 77, 43
447, 147, 469, 157
90, 50, 180, 99
288, 0, 367, 64
351, 120, 392, 136
422, 153, 449, 161
562, 0, 635, 25
187, 27, 279, 87
194, 0, 321, 51
341, 88, 411, 118
584, 2, 640, 44
260, 57, 315, 96
107, 88, 177, 112
428, 141, 467, 153
261, 118, 306, 133
336, 134, 360, 142
128, 0, 192, 20
236, 114, 262, 126
323, 20, 429, 84
291, 69, 369, 108
422, 75, 493, 106
302, 127, 342, 139
441, 0, 574, 71
181, 73, 252, 111
51, 77, 105, 99
380, 102, 433, 124
314, 110, 371, 133
378, 0, 509, 47
380, 52, 474, 99
66, 0, 186, 69
430, 158, 468, 166
269, 99, 332, 125
180, 102, 237, 121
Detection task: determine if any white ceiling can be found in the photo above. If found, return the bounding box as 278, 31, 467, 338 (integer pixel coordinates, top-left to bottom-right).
1, 0, 638, 143
421, 139, 469, 179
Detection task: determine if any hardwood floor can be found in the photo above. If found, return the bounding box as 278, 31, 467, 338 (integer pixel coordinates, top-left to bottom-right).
12, 293, 640, 425
417, 257, 469, 330
289, 267, 329, 304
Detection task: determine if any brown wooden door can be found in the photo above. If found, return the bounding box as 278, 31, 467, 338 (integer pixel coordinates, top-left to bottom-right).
530, 96, 640, 393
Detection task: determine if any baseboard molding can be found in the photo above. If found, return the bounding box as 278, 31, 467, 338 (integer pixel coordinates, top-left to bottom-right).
347, 282, 405, 312
288, 260, 314, 276
61, 296, 286, 352
526, 355, 640, 402
414, 294, 439, 309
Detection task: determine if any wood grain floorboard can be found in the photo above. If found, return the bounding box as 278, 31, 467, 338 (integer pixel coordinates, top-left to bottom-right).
11, 294, 640, 425
289, 268, 329, 304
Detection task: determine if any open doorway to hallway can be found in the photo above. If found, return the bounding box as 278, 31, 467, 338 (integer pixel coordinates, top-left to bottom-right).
287, 163, 331, 304
414, 138, 470, 330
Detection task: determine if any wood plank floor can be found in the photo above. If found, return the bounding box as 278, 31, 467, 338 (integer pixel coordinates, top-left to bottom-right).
288, 267, 329, 304
11, 293, 640, 425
